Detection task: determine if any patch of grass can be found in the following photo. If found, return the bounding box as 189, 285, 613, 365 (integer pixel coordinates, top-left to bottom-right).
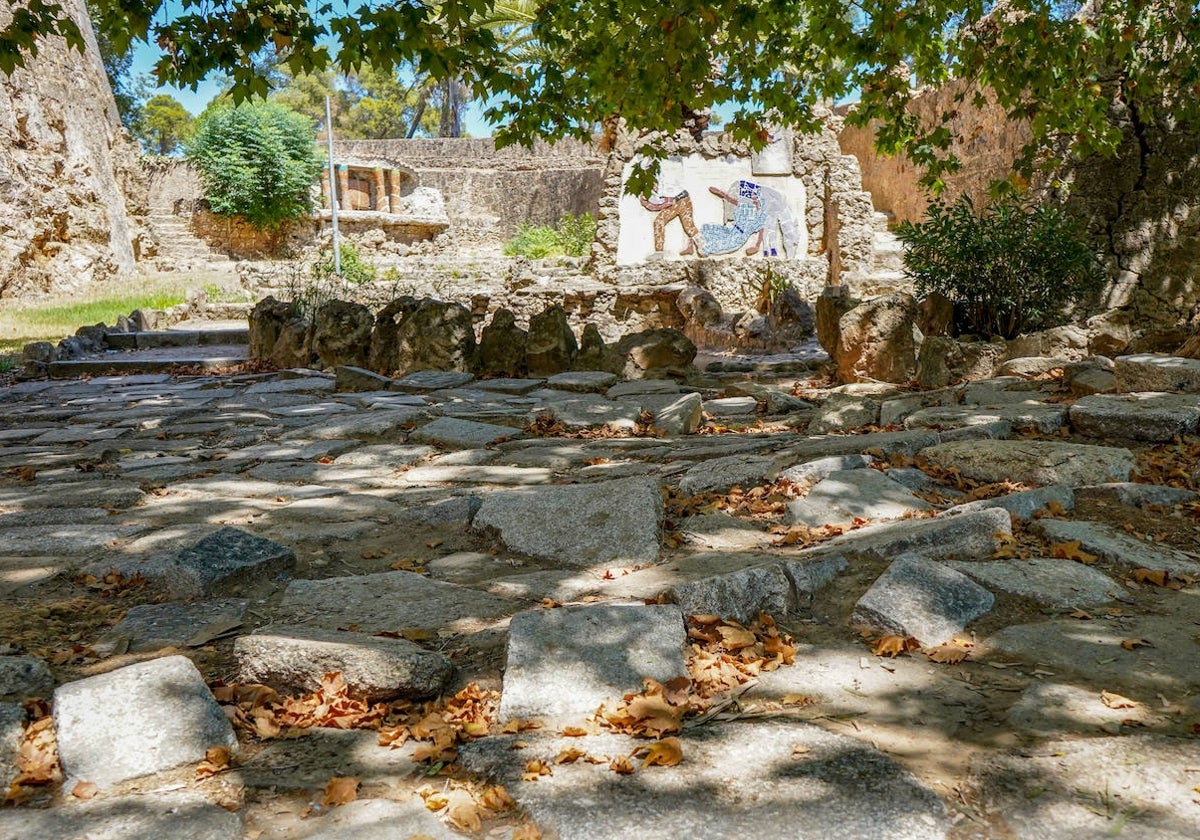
503, 212, 596, 259
202, 283, 252, 304
0, 276, 192, 357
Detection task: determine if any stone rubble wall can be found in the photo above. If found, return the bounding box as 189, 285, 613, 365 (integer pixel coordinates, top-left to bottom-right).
838, 80, 1200, 342
0, 0, 146, 298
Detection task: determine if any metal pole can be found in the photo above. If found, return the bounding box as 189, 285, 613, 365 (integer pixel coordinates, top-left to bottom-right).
325, 95, 341, 276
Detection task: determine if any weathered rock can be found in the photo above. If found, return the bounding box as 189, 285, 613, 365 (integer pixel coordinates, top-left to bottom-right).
608, 379, 680, 399
1068, 365, 1116, 396
1076, 481, 1197, 509
948, 558, 1117, 608
677, 285, 722, 325
917, 439, 1135, 487
811, 507, 1011, 562
473, 476, 663, 567
391, 370, 476, 391
545, 397, 641, 430
836, 292, 921, 384
0, 792, 243, 840
367, 296, 420, 375
1033, 519, 1200, 576
915, 336, 1006, 389
667, 565, 794, 624
395, 298, 477, 374
778, 454, 872, 485
1114, 353, 1200, 393
676, 512, 772, 550
905, 403, 1069, 435
546, 371, 618, 392
997, 356, 1069, 377
270, 316, 316, 369
1087, 308, 1135, 356
780, 555, 850, 611
1069, 392, 1200, 441
235, 624, 453, 700
1005, 325, 1088, 361
786, 468, 933, 525
640, 392, 703, 435
277, 570, 518, 634
459, 721, 949, 840
334, 365, 392, 392
409, 416, 524, 448
916, 292, 954, 338
606, 328, 696, 379
807, 393, 880, 433
0, 655, 53, 700
525, 304, 577, 376
248, 296, 298, 359
83, 526, 295, 600
53, 655, 236, 788
942, 484, 1074, 521
106, 599, 248, 653
312, 300, 374, 369
499, 604, 687, 723
678, 454, 776, 496
475, 307, 527, 377
573, 323, 608, 371
852, 555, 994, 645
814, 285, 860, 355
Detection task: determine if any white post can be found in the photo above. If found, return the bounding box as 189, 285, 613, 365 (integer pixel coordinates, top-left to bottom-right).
325, 95, 341, 276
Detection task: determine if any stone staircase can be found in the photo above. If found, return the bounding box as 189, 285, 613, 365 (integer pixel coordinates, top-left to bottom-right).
147, 212, 237, 272
853, 210, 909, 297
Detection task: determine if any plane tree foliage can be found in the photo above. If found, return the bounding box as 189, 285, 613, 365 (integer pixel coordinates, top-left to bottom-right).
7, 1, 1200, 193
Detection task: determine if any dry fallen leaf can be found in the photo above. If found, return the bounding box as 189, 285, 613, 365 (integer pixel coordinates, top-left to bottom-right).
609, 755, 635, 775
540, 598, 563, 609
196, 745, 232, 779
522, 759, 553, 782
444, 789, 483, 832
512, 823, 543, 840
480, 785, 515, 811
924, 642, 972, 664
780, 693, 819, 707
322, 776, 359, 807
560, 726, 588, 737
1050, 540, 1099, 565
1131, 568, 1170, 587
1101, 690, 1141, 710
1069, 609, 1093, 620
555, 747, 588, 765
637, 737, 683, 768
872, 635, 920, 658
16, 466, 36, 482
1121, 638, 1153, 651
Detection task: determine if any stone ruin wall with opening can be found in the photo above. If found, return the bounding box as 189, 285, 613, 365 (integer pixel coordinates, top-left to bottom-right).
0, 0, 146, 299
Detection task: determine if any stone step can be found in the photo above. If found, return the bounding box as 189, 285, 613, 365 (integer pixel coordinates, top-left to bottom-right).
102, 329, 249, 350
47, 344, 250, 378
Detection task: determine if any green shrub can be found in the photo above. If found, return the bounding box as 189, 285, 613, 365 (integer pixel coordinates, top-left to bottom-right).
313, 243, 377, 286
896, 195, 1103, 339
186, 100, 323, 230
503, 212, 596, 259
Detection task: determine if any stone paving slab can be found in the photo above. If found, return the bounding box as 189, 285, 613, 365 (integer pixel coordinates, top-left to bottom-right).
1114, 353, 1200, 393
1033, 519, 1200, 575
916, 439, 1135, 487
805, 507, 1011, 562
459, 721, 949, 840
942, 484, 1074, 521
786, 468, 933, 525
0, 523, 146, 556
852, 555, 994, 645
499, 604, 687, 723
677, 454, 776, 495
409, 416, 525, 448
54, 655, 236, 788
473, 377, 546, 395
0, 793, 243, 840
546, 397, 641, 430
473, 476, 663, 567
904, 403, 1068, 435
545, 371, 619, 392
1069, 391, 1200, 440
0, 480, 145, 510
947, 558, 1117, 608
391, 370, 476, 392
105, 599, 249, 653
403, 464, 554, 485
276, 570, 520, 634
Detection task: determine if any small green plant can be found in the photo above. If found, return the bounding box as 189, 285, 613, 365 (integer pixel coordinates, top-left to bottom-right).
313, 243, 377, 286
503, 212, 596, 259
896, 195, 1104, 339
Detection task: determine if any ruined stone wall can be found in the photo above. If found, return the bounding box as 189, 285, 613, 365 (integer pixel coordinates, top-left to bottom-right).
837, 83, 1029, 225
333, 138, 606, 244
0, 0, 144, 297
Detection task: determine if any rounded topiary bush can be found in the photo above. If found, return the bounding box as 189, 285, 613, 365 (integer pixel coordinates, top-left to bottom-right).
896, 195, 1104, 339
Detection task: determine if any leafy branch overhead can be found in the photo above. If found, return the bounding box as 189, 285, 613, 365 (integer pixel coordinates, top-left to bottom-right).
9, 3, 1200, 183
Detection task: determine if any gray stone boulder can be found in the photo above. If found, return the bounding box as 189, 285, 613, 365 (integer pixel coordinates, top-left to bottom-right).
785, 468, 933, 525
270, 316, 316, 369
525, 304, 577, 376
410, 416, 525, 448
836, 292, 921, 384
1033, 519, 1200, 576
942, 485, 1074, 521
234, 624, 453, 701
678, 454, 776, 496
312, 299, 374, 370
1114, 353, 1200, 393
606, 328, 697, 379
807, 393, 880, 434
814, 285, 859, 356
811, 507, 1011, 562
368, 296, 420, 374
500, 604, 687, 723
473, 476, 663, 567
915, 336, 1006, 389
106, 599, 248, 653
917, 439, 1135, 487
573, 323, 608, 371
852, 555, 994, 645
54, 656, 236, 788
948, 558, 1117, 608
395, 298, 477, 374
778, 454, 872, 486
1069, 392, 1200, 441
641, 392, 703, 435
1005, 325, 1088, 361
476, 307, 528, 377
248, 295, 297, 359
667, 565, 794, 624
